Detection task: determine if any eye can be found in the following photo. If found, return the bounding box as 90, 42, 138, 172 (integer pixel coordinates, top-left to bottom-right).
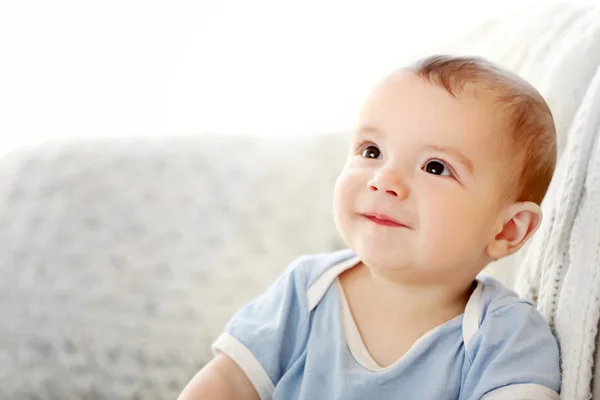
361, 145, 381, 159
423, 159, 452, 176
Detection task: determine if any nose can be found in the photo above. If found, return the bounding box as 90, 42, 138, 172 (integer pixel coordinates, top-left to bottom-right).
368, 169, 409, 198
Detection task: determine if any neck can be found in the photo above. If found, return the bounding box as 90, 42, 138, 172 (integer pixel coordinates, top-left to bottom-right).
356, 262, 476, 320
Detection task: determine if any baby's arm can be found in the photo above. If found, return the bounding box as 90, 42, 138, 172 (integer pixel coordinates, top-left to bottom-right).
178, 353, 259, 400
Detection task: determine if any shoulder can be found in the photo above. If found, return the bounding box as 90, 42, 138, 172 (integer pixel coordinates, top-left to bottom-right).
468, 274, 553, 346
282, 248, 357, 306
461, 274, 560, 396
476, 274, 534, 318
287, 248, 357, 285
474, 274, 554, 344
237, 249, 358, 318
463, 274, 532, 350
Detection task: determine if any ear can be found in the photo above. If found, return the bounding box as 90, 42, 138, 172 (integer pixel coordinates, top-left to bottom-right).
486, 202, 542, 260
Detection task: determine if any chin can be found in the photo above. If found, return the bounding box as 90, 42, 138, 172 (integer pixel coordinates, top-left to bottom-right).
351, 240, 408, 272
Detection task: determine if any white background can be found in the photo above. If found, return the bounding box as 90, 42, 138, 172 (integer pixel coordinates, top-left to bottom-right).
0, 0, 593, 153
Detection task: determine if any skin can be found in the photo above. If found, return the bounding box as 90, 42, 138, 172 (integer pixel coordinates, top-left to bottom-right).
178, 70, 543, 398
177, 353, 260, 400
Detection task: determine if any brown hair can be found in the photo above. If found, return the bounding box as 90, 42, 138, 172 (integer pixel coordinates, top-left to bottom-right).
408, 55, 557, 205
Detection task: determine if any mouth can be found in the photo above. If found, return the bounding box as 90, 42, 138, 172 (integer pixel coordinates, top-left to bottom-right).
362, 213, 409, 228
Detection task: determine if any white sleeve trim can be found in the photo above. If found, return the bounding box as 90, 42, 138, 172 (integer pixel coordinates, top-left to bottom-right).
211, 332, 275, 400
481, 383, 560, 400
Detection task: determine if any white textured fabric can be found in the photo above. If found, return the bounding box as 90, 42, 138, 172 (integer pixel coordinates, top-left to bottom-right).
514, 65, 600, 400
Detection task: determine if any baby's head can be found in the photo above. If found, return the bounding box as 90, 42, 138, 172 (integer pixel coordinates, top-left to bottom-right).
333, 55, 556, 285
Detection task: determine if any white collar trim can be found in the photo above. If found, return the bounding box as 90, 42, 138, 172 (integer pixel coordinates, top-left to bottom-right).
462, 280, 483, 350
306, 255, 360, 312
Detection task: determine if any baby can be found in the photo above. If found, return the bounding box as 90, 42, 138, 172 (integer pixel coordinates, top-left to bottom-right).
179, 55, 561, 399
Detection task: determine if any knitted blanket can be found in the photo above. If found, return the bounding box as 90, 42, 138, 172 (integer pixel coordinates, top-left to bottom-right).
515, 64, 600, 400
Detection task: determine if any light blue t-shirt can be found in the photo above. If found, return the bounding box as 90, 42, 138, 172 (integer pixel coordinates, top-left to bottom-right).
212, 249, 560, 400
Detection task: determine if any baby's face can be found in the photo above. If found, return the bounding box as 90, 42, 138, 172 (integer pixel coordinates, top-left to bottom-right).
333, 71, 515, 282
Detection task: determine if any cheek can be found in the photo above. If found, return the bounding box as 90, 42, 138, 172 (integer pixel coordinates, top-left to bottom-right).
418, 192, 488, 244
333, 176, 346, 220
334, 168, 366, 206
333, 168, 366, 233
420, 191, 500, 249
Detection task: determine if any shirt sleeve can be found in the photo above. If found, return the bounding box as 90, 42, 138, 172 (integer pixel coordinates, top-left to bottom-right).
460, 302, 561, 400
211, 257, 310, 400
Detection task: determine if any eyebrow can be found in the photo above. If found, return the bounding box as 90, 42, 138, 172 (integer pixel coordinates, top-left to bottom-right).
425, 144, 474, 174
356, 124, 382, 136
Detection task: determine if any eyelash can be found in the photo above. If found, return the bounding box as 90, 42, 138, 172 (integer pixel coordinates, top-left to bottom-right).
355, 140, 457, 178
355, 140, 373, 151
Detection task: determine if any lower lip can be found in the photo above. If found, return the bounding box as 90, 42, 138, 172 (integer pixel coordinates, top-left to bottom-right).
363, 215, 406, 228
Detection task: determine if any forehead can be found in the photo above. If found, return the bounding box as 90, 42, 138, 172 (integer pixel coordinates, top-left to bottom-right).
357, 71, 506, 152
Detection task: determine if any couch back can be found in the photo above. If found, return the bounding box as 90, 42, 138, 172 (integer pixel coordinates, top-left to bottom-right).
0, 134, 348, 399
